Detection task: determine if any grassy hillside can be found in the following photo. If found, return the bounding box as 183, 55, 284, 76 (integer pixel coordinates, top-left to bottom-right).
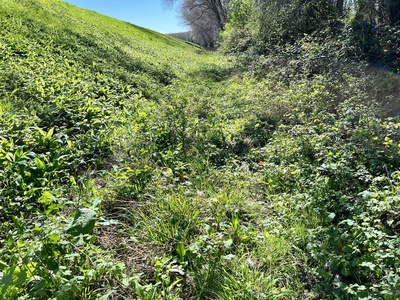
1, 0, 400, 299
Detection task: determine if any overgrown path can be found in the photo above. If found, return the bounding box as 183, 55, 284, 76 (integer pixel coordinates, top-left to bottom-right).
1, 1, 400, 299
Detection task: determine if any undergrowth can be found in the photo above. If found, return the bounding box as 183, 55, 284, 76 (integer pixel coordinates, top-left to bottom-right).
1, 0, 400, 299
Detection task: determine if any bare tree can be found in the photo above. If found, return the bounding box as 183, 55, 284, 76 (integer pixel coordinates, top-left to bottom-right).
163, 0, 230, 47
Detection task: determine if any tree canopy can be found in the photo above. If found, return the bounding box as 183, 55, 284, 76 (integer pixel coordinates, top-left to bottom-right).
166, 0, 399, 60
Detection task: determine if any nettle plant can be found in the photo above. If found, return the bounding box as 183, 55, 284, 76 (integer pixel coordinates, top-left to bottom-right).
255, 99, 400, 299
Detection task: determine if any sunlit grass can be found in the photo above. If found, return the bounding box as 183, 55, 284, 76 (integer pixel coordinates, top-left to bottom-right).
1, 0, 399, 299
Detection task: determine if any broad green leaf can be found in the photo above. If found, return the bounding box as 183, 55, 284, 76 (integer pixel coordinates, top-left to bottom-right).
0, 266, 27, 293
98, 290, 114, 300
69, 176, 77, 186
17, 240, 25, 249
35, 157, 46, 170
134, 281, 146, 299
0, 261, 8, 270
121, 277, 130, 288
48, 234, 60, 243
176, 242, 186, 261
360, 262, 376, 271
223, 254, 236, 260
223, 239, 233, 249
66, 208, 96, 236
16, 160, 28, 166
45, 204, 64, 215
32, 227, 42, 234
35, 126, 45, 137
38, 191, 55, 205
91, 197, 101, 210
46, 127, 54, 139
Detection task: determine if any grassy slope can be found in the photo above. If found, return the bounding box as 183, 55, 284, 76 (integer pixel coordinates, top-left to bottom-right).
1, 0, 400, 299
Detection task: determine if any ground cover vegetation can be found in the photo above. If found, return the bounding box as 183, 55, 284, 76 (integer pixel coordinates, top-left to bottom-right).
0, 0, 399, 299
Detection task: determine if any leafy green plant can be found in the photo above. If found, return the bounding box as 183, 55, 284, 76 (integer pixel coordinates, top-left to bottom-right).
2, 0, 400, 299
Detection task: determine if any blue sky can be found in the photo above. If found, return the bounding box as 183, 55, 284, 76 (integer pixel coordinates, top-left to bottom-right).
63, 0, 187, 33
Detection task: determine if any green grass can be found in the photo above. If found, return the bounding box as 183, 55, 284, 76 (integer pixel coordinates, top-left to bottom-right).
1, 0, 400, 299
